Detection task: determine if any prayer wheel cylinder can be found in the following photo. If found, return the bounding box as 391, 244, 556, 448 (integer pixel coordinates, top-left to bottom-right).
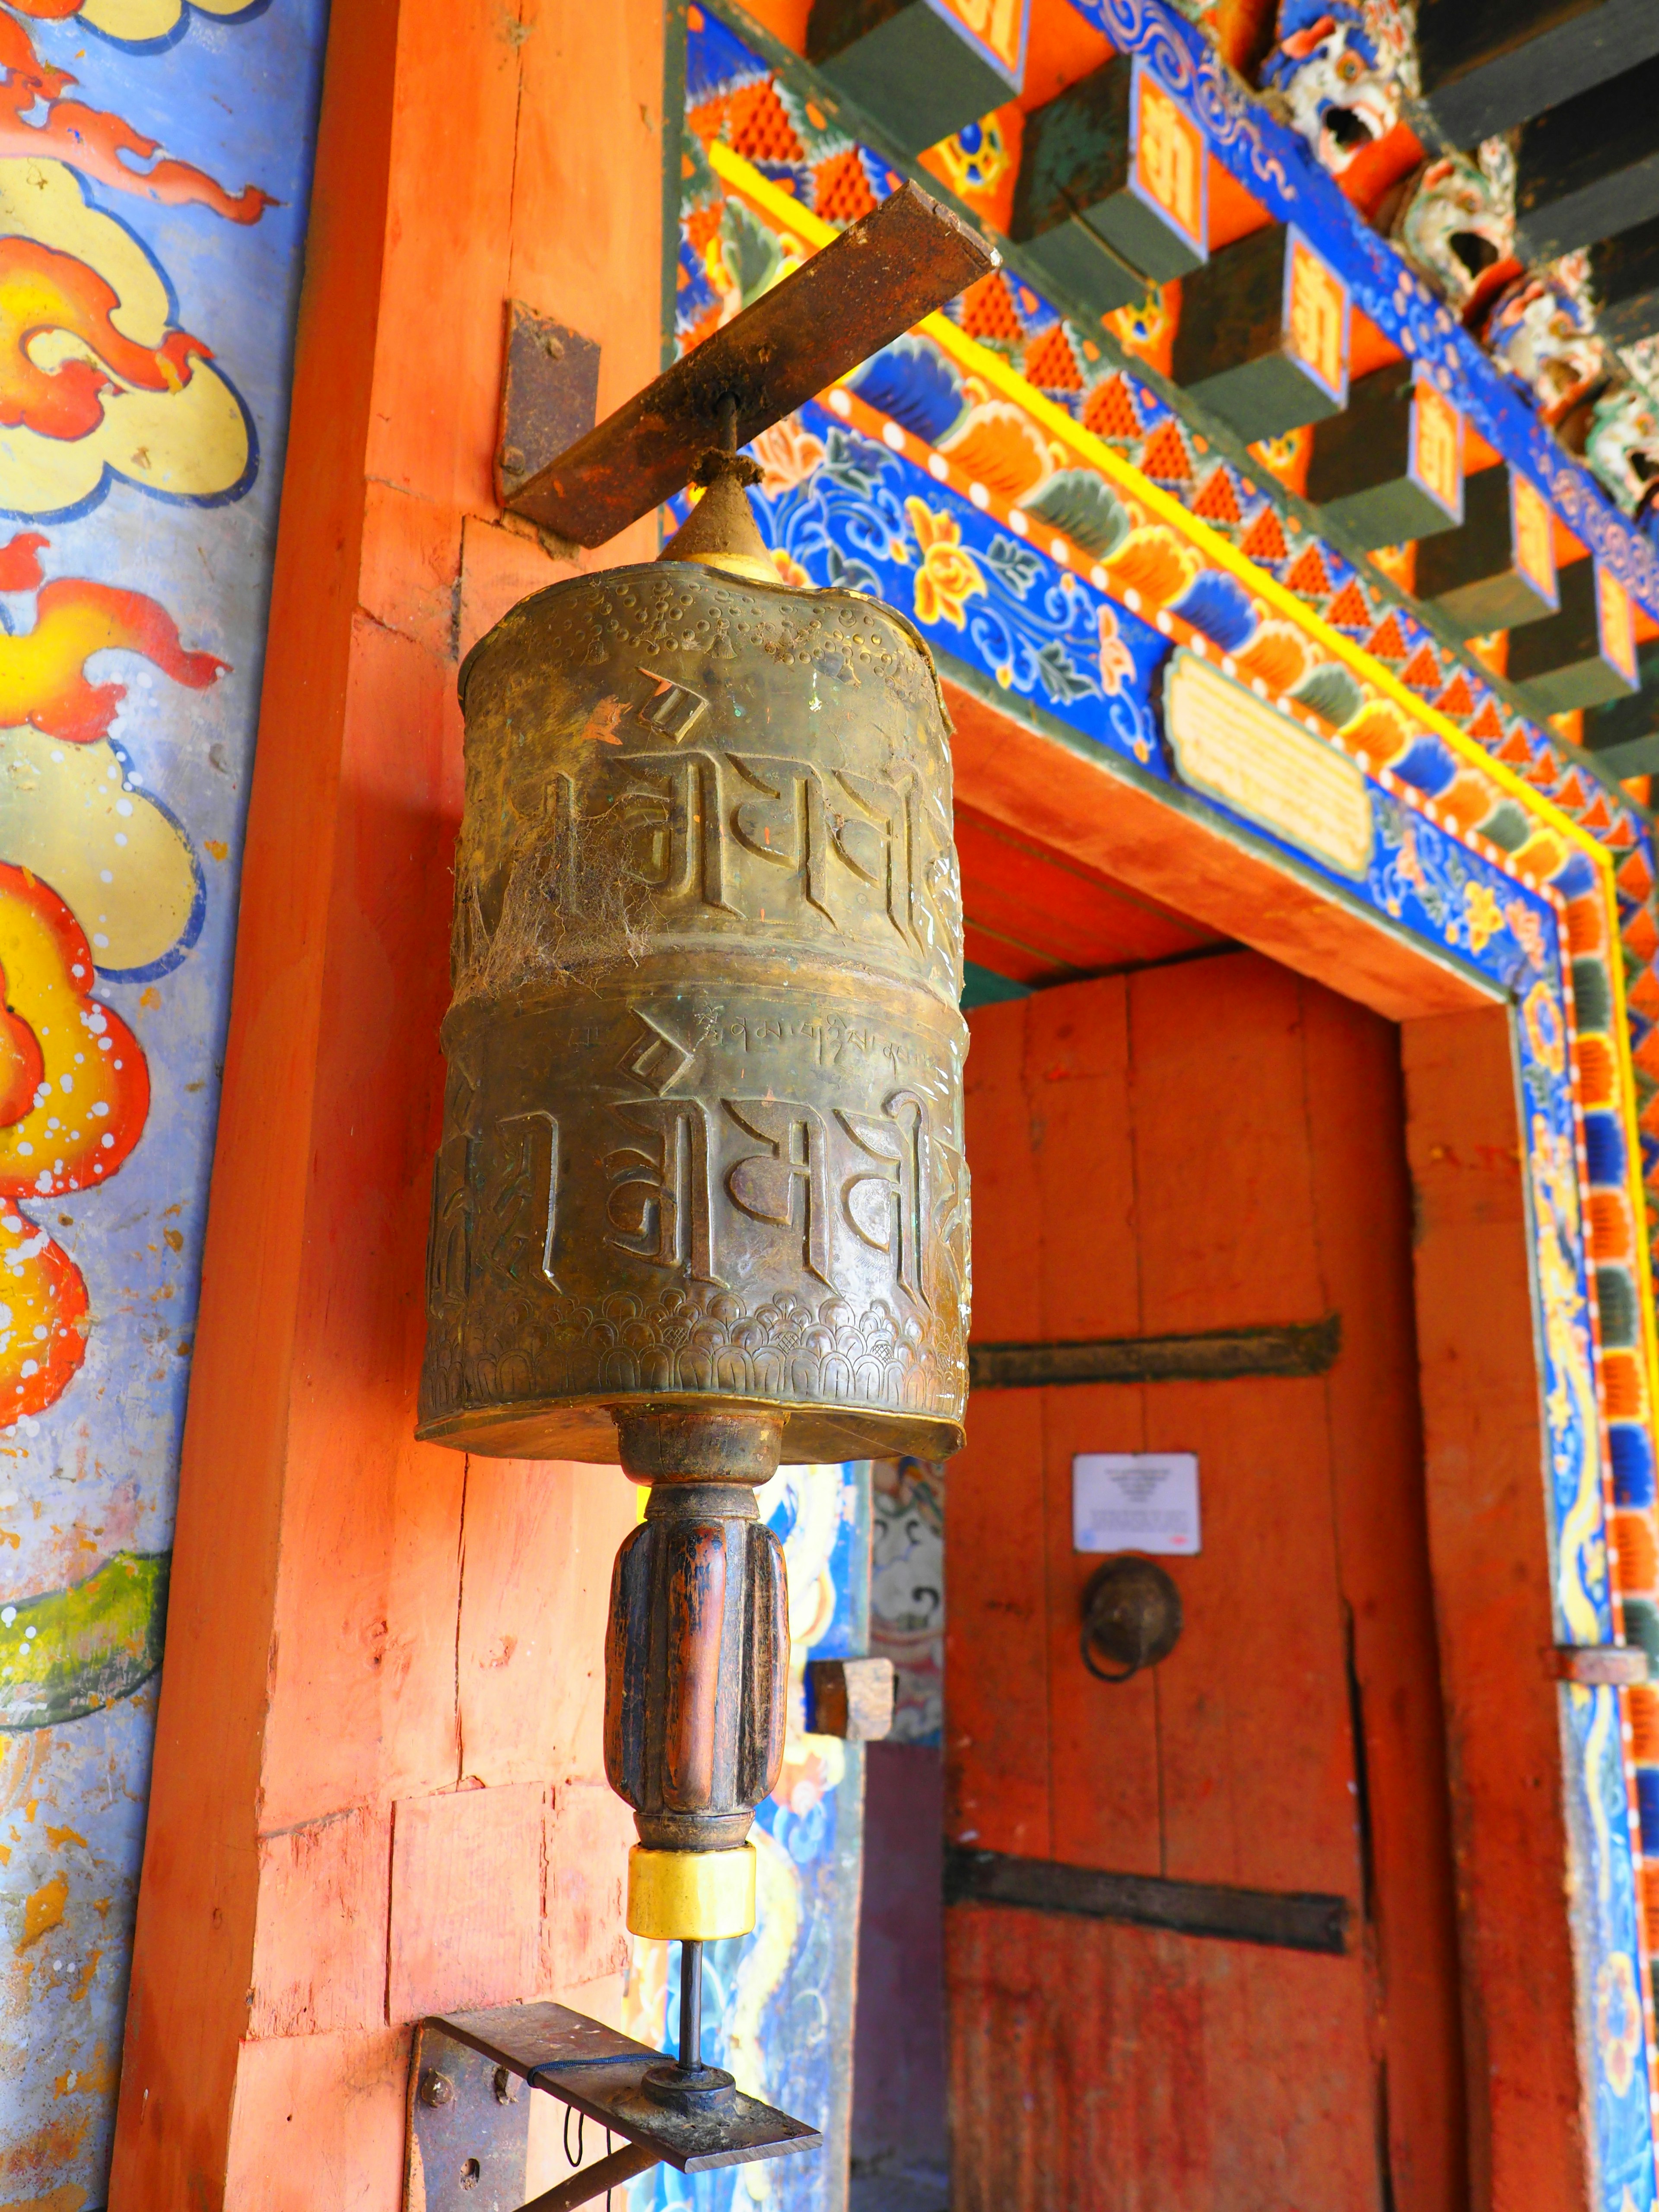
418, 551, 970, 1936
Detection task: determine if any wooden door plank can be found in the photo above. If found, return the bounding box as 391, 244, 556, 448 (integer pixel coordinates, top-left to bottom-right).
947, 1902, 1380, 2212
1302, 986, 1468, 2212
1146, 1374, 1360, 1897
1128, 953, 1325, 1334
1042, 1381, 1163, 1875
963, 997, 1043, 1344
1018, 978, 1162, 1869
1023, 976, 1141, 1346
946, 1382, 1054, 1860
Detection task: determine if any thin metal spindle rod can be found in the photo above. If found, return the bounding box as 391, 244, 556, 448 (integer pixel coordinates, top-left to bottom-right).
678, 1938, 703, 2072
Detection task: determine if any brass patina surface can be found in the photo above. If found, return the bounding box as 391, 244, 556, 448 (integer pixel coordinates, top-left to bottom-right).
418, 559, 970, 1464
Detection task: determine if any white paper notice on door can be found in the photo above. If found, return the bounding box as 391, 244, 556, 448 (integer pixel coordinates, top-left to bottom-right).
1072, 1452, 1201, 1555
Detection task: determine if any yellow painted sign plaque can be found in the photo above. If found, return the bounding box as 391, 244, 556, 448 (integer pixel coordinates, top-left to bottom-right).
1164, 650, 1373, 881
1597, 564, 1638, 687
1412, 380, 1463, 520
1136, 74, 1205, 250
1287, 236, 1348, 404
1512, 473, 1558, 607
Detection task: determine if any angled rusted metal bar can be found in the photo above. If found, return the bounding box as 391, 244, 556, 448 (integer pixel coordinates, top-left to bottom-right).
519, 2142, 661, 2212
503, 179, 998, 544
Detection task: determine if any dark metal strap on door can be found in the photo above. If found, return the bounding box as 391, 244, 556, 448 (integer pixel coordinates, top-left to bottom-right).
944, 1844, 1352, 1956
968, 1312, 1342, 1390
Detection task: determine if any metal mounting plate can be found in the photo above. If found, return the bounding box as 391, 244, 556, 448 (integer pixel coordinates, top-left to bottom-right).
406, 2002, 821, 2210
405, 2024, 532, 2212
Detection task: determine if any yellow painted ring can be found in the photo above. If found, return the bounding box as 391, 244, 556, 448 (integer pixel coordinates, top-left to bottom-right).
626, 1843, 757, 1940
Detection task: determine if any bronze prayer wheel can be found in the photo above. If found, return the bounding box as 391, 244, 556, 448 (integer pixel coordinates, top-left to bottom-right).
416, 494, 971, 1947
418, 554, 969, 1465
414, 181, 988, 2121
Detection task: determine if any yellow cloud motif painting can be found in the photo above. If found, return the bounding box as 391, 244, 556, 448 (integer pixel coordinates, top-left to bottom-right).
0, 157, 249, 514
0, 732, 199, 973
13, 0, 252, 44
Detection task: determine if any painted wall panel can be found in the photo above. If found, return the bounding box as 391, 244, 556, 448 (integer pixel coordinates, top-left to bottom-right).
0, 5, 327, 2203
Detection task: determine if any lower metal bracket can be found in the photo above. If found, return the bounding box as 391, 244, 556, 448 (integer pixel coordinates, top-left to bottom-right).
404, 2002, 821, 2212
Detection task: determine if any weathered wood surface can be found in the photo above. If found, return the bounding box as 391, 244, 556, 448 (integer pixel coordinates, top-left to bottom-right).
1415, 0, 1659, 144
1590, 213, 1659, 346
1414, 464, 1557, 638
948, 957, 1468, 2212
1010, 57, 1201, 305
807, 1656, 896, 1742
1515, 54, 1659, 263
1508, 556, 1639, 714
944, 1845, 1352, 1954
1307, 366, 1463, 550
1402, 1008, 1592, 2212
805, 0, 1023, 154
1172, 222, 1348, 445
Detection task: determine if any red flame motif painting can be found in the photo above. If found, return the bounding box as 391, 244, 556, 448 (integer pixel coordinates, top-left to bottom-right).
0, 531, 223, 1424
0, 13, 272, 224
0, 238, 211, 443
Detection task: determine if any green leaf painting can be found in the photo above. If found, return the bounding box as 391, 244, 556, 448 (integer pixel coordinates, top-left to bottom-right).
0, 1550, 170, 1729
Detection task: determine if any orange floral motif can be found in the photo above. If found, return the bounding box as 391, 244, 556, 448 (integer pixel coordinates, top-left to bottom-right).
1523, 978, 1567, 1077
750, 417, 825, 496
1101, 523, 1201, 610
1236, 621, 1316, 695
1096, 604, 1135, 694
1506, 897, 1547, 972
938, 398, 1051, 502
903, 496, 985, 629
1465, 879, 1503, 954
770, 548, 811, 589
1339, 698, 1414, 760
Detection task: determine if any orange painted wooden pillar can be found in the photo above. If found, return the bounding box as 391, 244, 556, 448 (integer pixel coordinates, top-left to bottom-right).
1402, 1007, 1589, 2212
108, 0, 666, 2200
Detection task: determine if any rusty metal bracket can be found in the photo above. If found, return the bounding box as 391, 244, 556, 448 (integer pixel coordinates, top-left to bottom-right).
1546, 1644, 1652, 1686
501, 178, 997, 545
496, 305, 603, 510
404, 2003, 820, 2212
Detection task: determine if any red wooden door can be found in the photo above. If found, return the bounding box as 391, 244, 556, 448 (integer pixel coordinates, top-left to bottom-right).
946, 952, 1465, 2212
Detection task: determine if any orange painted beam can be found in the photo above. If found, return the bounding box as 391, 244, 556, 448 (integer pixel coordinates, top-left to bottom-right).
1401, 1007, 1591, 2212
109, 0, 662, 2201
945, 676, 1494, 1023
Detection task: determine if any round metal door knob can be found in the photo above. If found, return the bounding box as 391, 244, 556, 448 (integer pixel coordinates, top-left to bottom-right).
1080, 1556, 1183, 1682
